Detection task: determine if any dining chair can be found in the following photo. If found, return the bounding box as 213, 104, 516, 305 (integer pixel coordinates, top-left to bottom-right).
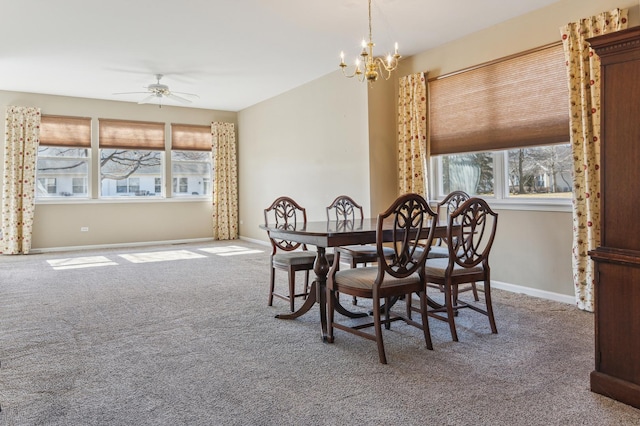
327, 193, 438, 364
429, 190, 479, 302
326, 195, 394, 305
421, 197, 498, 342
264, 196, 329, 312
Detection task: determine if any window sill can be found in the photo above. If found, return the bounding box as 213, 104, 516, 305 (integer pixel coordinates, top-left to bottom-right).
486, 198, 571, 213
36, 197, 212, 205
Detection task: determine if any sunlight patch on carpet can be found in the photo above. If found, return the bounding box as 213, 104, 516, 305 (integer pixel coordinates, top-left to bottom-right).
198, 245, 263, 256
119, 250, 207, 263
47, 256, 118, 270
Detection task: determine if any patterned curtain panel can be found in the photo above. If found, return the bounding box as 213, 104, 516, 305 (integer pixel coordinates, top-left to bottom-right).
560, 8, 628, 312
1, 106, 41, 254
397, 72, 428, 198
211, 122, 238, 240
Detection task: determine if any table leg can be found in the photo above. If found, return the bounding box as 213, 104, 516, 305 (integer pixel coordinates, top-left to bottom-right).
274, 247, 332, 343
274, 281, 317, 320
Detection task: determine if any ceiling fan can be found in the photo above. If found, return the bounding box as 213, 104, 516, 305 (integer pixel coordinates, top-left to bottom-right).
113, 74, 199, 106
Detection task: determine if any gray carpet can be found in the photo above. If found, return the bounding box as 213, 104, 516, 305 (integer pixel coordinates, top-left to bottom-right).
0, 240, 639, 425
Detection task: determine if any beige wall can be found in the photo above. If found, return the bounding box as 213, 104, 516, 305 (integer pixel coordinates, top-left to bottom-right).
0, 90, 236, 249
237, 70, 370, 241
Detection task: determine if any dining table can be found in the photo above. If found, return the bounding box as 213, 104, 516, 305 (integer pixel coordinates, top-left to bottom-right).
259, 217, 449, 343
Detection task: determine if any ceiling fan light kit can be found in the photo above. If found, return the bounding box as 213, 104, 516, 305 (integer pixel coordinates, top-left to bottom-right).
113, 74, 199, 108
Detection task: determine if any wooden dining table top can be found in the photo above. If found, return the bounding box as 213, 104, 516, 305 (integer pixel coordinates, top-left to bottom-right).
260, 218, 448, 248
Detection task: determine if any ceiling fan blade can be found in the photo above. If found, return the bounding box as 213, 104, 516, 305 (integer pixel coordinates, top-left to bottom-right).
137, 94, 157, 104
172, 91, 200, 98
167, 93, 192, 104
113, 91, 149, 95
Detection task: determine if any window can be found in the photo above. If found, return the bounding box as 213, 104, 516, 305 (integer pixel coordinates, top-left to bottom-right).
429, 43, 570, 206
170, 124, 212, 197
99, 119, 164, 198
36, 116, 91, 200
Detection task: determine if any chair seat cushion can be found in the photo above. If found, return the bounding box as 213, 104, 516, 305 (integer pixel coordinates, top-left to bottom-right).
273, 251, 333, 266
424, 257, 483, 276
426, 245, 449, 259
337, 245, 394, 257
334, 266, 421, 291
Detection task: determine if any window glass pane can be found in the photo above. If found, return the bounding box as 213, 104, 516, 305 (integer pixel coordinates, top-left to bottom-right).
171, 150, 212, 197
441, 152, 494, 196
100, 149, 163, 197
507, 144, 572, 198
36, 147, 89, 198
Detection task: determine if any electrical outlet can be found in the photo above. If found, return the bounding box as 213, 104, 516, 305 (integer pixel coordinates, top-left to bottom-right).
80, 227, 89, 232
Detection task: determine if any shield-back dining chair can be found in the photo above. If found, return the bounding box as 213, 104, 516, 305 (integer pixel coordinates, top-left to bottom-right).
326, 195, 394, 305
327, 193, 438, 364
264, 196, 330, 312
422, 197, 499, 342
428, 190, 479, 302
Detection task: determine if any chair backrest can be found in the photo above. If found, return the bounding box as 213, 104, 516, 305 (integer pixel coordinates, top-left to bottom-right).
376, 193, 438, 281
264, 196, 307, 252
326, 195, 364, 222
447, 197, 498, 269
438, 190, 470, 221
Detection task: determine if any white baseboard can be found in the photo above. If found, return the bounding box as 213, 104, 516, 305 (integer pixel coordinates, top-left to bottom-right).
489, 280, 576, 305
239, 236, 270, 247
29, 237, 216, 254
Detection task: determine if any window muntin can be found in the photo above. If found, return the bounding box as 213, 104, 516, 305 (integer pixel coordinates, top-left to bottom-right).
171, 150, 212, 197
36, 147, 90, 199
100, 149, 163, 197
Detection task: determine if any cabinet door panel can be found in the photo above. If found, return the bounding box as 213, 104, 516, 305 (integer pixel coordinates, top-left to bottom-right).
596, 262, 640, 385
601, 61, 640, 251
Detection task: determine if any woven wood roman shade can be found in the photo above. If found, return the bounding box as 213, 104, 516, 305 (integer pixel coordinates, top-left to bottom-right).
171, 124, 211, 151
99, 119, 165, 150
39, 115, 91, 147
429, 43, 569, 156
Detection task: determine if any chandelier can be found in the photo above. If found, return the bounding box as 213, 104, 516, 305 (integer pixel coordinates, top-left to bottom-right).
339, 0, 401, 83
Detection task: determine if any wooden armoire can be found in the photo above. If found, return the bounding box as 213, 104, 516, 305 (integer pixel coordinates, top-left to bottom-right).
588, 26, 640, 409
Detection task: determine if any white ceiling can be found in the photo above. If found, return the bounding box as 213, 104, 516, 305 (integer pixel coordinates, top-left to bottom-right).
0, 0, 561, 112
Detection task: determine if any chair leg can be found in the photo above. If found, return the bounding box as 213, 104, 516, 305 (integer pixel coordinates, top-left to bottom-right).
444, 282, 459, 342
471, 282, 480, 301
352, 259, 358, 305
418, 290, 433, 350
288, 268, 296, 312
406, 292, 414, 319
268, 266, 276, 306
372, 296, 387, 364
303, 270, 310, 299
384, 296, 391, 330
327, 288, 335, 343
484, 279, 498, 334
